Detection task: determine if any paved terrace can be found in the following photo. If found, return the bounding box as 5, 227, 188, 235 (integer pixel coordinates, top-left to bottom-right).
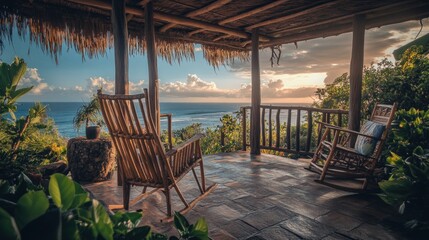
85, 152, 412, 240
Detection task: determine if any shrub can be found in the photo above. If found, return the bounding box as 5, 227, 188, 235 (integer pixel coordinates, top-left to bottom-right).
0, 173, 209, 240
314, 46, 429, 118
0, 57, 67, 177
379, 108, 429, 232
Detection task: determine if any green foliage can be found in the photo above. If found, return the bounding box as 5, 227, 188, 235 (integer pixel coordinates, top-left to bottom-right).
0, 57, 67, 176
0, 173, 209, 240
0, 57, 33, 120
379, 108, 429, 232
73, 94, 104, 130
388, 108, 429, 158
165, 113, 244, 155
314, 46, 429, 118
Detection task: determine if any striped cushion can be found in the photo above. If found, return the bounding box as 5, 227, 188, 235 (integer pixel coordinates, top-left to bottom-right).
354, 121, 385, 156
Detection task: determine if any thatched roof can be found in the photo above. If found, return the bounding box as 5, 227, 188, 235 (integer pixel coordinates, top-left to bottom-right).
393, 32, 429, 60
1, 0, 429, 66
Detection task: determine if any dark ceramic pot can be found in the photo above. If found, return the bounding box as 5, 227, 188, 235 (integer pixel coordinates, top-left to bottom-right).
86, 126, 101, 139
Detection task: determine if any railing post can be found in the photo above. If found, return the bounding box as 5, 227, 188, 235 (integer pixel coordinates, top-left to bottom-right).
286, 108, 292, 150
296, 109, 301, 152
306, 110, 313, 153
241, 107, 247, 151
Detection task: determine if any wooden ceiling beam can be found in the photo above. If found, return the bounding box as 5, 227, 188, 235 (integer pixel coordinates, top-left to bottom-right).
262, 7, 429, 48
136, 0, 150, 6
218, 0, 290, 25
67, 0, 266, 41
245, 0, 341, 31
271, 0, 425, 37
213, 34, 231, 42
187, 29, 205, 37
160, 0, 232, 33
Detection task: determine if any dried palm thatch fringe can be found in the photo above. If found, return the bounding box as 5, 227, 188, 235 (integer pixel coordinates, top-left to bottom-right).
0, 2, 248, 67
202, 45, 250, 68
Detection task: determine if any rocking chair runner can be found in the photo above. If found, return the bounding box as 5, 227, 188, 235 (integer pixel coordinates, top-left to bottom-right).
97, 89, 217, 216
307, 103, 397, 191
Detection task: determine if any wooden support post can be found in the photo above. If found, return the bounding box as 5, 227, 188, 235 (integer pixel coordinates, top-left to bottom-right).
112, 0, 129, 186
112, 0, 129, 94
250, 29, 261, 155
348, 14, 366, 132
145, 1, 161, 134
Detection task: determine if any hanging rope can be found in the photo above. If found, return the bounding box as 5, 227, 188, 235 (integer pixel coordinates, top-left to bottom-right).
270, 45, 282, 67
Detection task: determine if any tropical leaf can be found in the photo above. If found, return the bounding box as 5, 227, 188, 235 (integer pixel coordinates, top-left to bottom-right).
9, 57, 27, 87
0, 208, 20, 240
49, 174, 75, 210
173, 211, 190, 236
92, 200, 114, 240
15, 190, 49, 229
9, 86, 33, 104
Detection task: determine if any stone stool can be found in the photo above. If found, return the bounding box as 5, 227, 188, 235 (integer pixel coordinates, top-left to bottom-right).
67, 137, 116, 183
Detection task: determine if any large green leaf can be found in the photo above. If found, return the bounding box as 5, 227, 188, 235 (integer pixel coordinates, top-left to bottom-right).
173, 212, 190, 236
62, 212, 79, 240
9, 57, 27, 88
69, 182, 90, 209
126, 226, 152, 240
92, 200, 114, 240
190, 218, 209, 240
0, 63, 11, 95
379, 179, 412, 206
9, 87, 33, 104
49, 173, 75, 210
15, 190, 49, 229
111, 211, 142, 235
0, 208, 20, 240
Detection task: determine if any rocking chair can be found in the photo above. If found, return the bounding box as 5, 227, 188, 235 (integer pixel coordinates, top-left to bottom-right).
307, 103, 397, 192
97, 89, 217, 216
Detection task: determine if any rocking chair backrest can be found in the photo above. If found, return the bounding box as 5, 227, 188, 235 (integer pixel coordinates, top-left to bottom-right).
368, 103, 398, 159
97, 89, 168, 185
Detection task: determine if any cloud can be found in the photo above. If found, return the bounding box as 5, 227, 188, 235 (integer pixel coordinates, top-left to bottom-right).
85, 77, 145, 95
237, 79, 317, 99
19, 68, 49, 95
229, 19, 429, 84
160, 74, 228, 97
159, 74, 317, 101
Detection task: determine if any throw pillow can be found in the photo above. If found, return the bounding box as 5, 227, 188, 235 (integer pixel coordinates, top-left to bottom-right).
354, 121, 385, 156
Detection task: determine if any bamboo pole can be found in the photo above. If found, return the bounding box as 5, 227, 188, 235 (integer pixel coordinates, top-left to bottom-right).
112, 0, 129, 94
250, 29, 261, 155
219, 0, 290, 25
111, 0, 129, 186
145, 1, 160, 134
160, 0, 232, 32
348, 15, 366, 133
245, 0, 341, 31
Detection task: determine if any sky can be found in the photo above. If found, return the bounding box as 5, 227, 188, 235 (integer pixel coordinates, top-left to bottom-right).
1, 18, 428, 103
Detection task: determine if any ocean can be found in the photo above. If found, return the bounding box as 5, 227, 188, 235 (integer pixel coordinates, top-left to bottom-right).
15, 102, 246, 138
14, 102, 311, 139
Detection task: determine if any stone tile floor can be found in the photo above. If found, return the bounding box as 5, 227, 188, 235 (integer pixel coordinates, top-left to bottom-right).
84, 152, 418, 240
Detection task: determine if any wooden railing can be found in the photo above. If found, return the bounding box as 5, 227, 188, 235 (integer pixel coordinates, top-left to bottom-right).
241, 105, 348, 156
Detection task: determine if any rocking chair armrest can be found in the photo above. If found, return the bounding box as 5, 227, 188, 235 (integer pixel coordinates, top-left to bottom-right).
315, 121, 340, 129
165, 133, 204, 157
324, 125, 382, 140
160, 113, 173, 149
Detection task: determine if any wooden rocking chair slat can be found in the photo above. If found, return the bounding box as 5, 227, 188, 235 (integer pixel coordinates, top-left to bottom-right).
307, 103, 397, 192
98, 89, 216, 217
